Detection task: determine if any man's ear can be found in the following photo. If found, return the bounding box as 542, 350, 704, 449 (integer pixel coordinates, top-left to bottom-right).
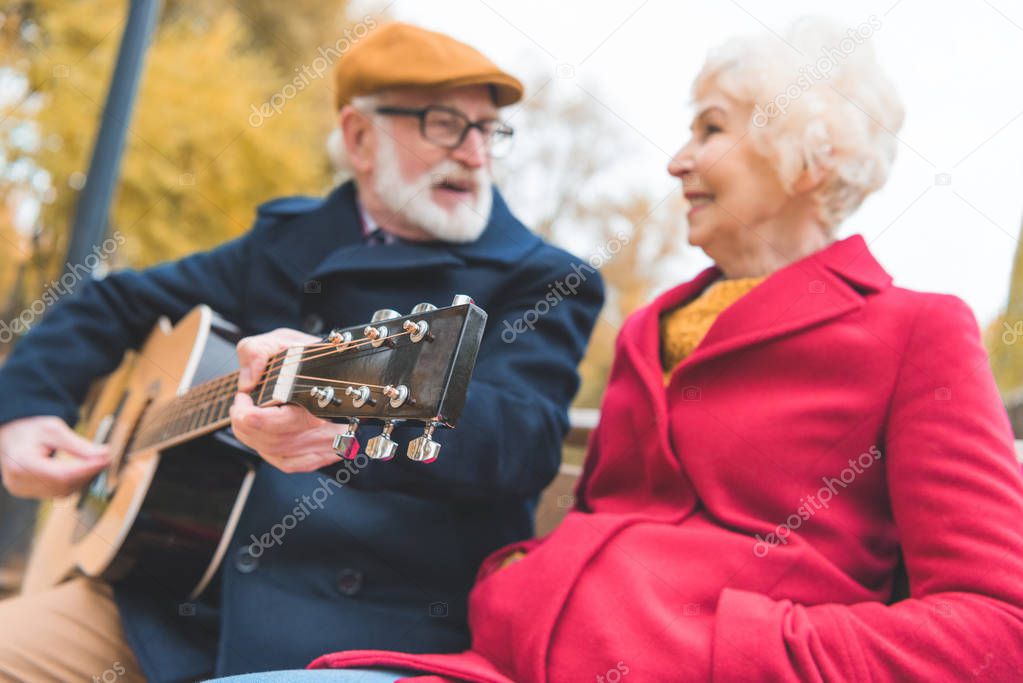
339, 105, 375, 174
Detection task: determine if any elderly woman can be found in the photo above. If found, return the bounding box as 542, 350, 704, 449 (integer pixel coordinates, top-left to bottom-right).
219, 17, 1023, 683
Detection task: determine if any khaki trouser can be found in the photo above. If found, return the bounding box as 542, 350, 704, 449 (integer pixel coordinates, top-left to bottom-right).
0, 578, 146, 683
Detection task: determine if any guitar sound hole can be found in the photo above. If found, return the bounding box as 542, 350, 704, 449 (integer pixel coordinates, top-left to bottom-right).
71, 392, 155, 542
73, 471, 115, 541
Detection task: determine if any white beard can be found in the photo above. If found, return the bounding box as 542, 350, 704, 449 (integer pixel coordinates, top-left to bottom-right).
372, 134, 492, 243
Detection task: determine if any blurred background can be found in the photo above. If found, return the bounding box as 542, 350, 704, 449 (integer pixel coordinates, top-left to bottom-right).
2, 0, 1023, 583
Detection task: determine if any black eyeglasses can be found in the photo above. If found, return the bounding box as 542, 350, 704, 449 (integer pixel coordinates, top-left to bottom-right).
374, 105, 514, 158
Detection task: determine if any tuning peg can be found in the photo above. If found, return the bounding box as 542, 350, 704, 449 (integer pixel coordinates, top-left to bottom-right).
309, 386, 341, 408
365, 309, 400, 348
331, 419, 360, 459
371, 308, 402, 322
403, 308, 433, 342
451, 294, 474, 306
382, 384, 409, 408
404, 303, 437, 343
327, 329, 353, 348
407, 422, 441, 463
402, 319, 431, 343
345, 385, 374, 407
366, 420, 400, 460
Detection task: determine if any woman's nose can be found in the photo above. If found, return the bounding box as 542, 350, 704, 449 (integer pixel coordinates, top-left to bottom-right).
667, 149, 693, 178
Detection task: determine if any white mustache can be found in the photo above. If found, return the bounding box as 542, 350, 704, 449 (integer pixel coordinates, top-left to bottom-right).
427, 161, 488, 191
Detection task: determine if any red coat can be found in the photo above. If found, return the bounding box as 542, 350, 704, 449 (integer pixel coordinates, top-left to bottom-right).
311, 234, 1023, 681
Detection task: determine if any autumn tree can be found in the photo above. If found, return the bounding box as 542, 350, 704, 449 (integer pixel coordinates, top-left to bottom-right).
0, 0, 359, 333
987, 216, 1023, 400
495, 80, 693, 411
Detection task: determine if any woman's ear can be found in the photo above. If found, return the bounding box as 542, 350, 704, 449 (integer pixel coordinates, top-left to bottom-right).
339, 106, 374, 174
793, 159, 827, 194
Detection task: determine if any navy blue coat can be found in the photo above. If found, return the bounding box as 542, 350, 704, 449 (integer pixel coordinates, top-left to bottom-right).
0, 182, 603, 681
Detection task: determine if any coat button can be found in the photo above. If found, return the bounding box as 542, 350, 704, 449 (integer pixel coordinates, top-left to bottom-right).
235, 545, 259, 574
302, 313, 324, 335
335, 568, 363, 596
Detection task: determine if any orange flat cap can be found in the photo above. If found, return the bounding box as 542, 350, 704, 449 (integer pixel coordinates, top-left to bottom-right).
333, 22, 524, 110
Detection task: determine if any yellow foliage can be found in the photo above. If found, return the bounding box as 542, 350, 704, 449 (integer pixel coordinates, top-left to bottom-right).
988, 217, 1023, 398
571, 194, 690, 408
2, 0, 352, 312
987, 310, 1023, 397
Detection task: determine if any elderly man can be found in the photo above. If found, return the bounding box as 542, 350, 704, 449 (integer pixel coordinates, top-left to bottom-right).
0, 23, 603, 682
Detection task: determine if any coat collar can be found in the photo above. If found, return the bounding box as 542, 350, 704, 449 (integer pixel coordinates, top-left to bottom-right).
261, 181, 540, 288
626, 234, 893, 391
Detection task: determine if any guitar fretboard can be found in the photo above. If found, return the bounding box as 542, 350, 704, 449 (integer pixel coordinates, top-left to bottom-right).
128, 349, 287, 455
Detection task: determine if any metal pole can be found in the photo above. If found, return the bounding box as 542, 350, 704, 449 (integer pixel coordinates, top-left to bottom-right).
0, 0, 163, 586
62, 0, 162, 285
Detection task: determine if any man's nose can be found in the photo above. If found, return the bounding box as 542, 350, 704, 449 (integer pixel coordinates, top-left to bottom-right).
451, 127, 488, 168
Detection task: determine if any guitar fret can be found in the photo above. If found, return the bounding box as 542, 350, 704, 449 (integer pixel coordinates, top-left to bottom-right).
213, 381, 232, 423
255, 356, 271, 405
272, 352, 284, 399
175, 399, 188, 436
225, 373, 237, 416
188, 388, 204, 433
197, 385, 211, 428
168, 401, 181, 436
192, 378, 215, 431
122, 347, 293, 455
129, 342, 318, 453
200, 376, 223, 423
215, 375, 234, 424
170, 401, 184, 440
204, 379, 221, 417
220, 388, 233, 420
159, 405, 172, 441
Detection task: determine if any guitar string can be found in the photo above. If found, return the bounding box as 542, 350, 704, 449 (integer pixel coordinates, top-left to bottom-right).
193, 326, 413, 399
132, 376, 421, 453
130, 374, 428, 455
150, 327, 413, 418
135, 327, 418, 441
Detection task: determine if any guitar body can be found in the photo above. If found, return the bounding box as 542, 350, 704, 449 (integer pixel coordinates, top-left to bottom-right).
23, 305, 256, 599
21, 298, 485, 600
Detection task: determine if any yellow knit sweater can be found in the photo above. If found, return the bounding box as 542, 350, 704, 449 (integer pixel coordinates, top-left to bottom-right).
660, 276, 767, 381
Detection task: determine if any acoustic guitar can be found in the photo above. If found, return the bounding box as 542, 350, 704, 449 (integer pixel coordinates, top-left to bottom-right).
22, 296, 486, 599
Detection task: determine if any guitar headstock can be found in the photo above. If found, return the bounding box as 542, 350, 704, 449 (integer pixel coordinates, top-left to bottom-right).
268, 295, 485, 463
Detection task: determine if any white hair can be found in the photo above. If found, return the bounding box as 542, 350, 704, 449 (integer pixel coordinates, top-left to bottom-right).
326, 93, 492, 242
325, 95, 381, 180
693, 16, 905, 230
372, 132, 492, 242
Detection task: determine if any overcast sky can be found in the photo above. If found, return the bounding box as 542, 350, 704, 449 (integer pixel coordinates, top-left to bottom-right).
350, 0, 1023, 328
